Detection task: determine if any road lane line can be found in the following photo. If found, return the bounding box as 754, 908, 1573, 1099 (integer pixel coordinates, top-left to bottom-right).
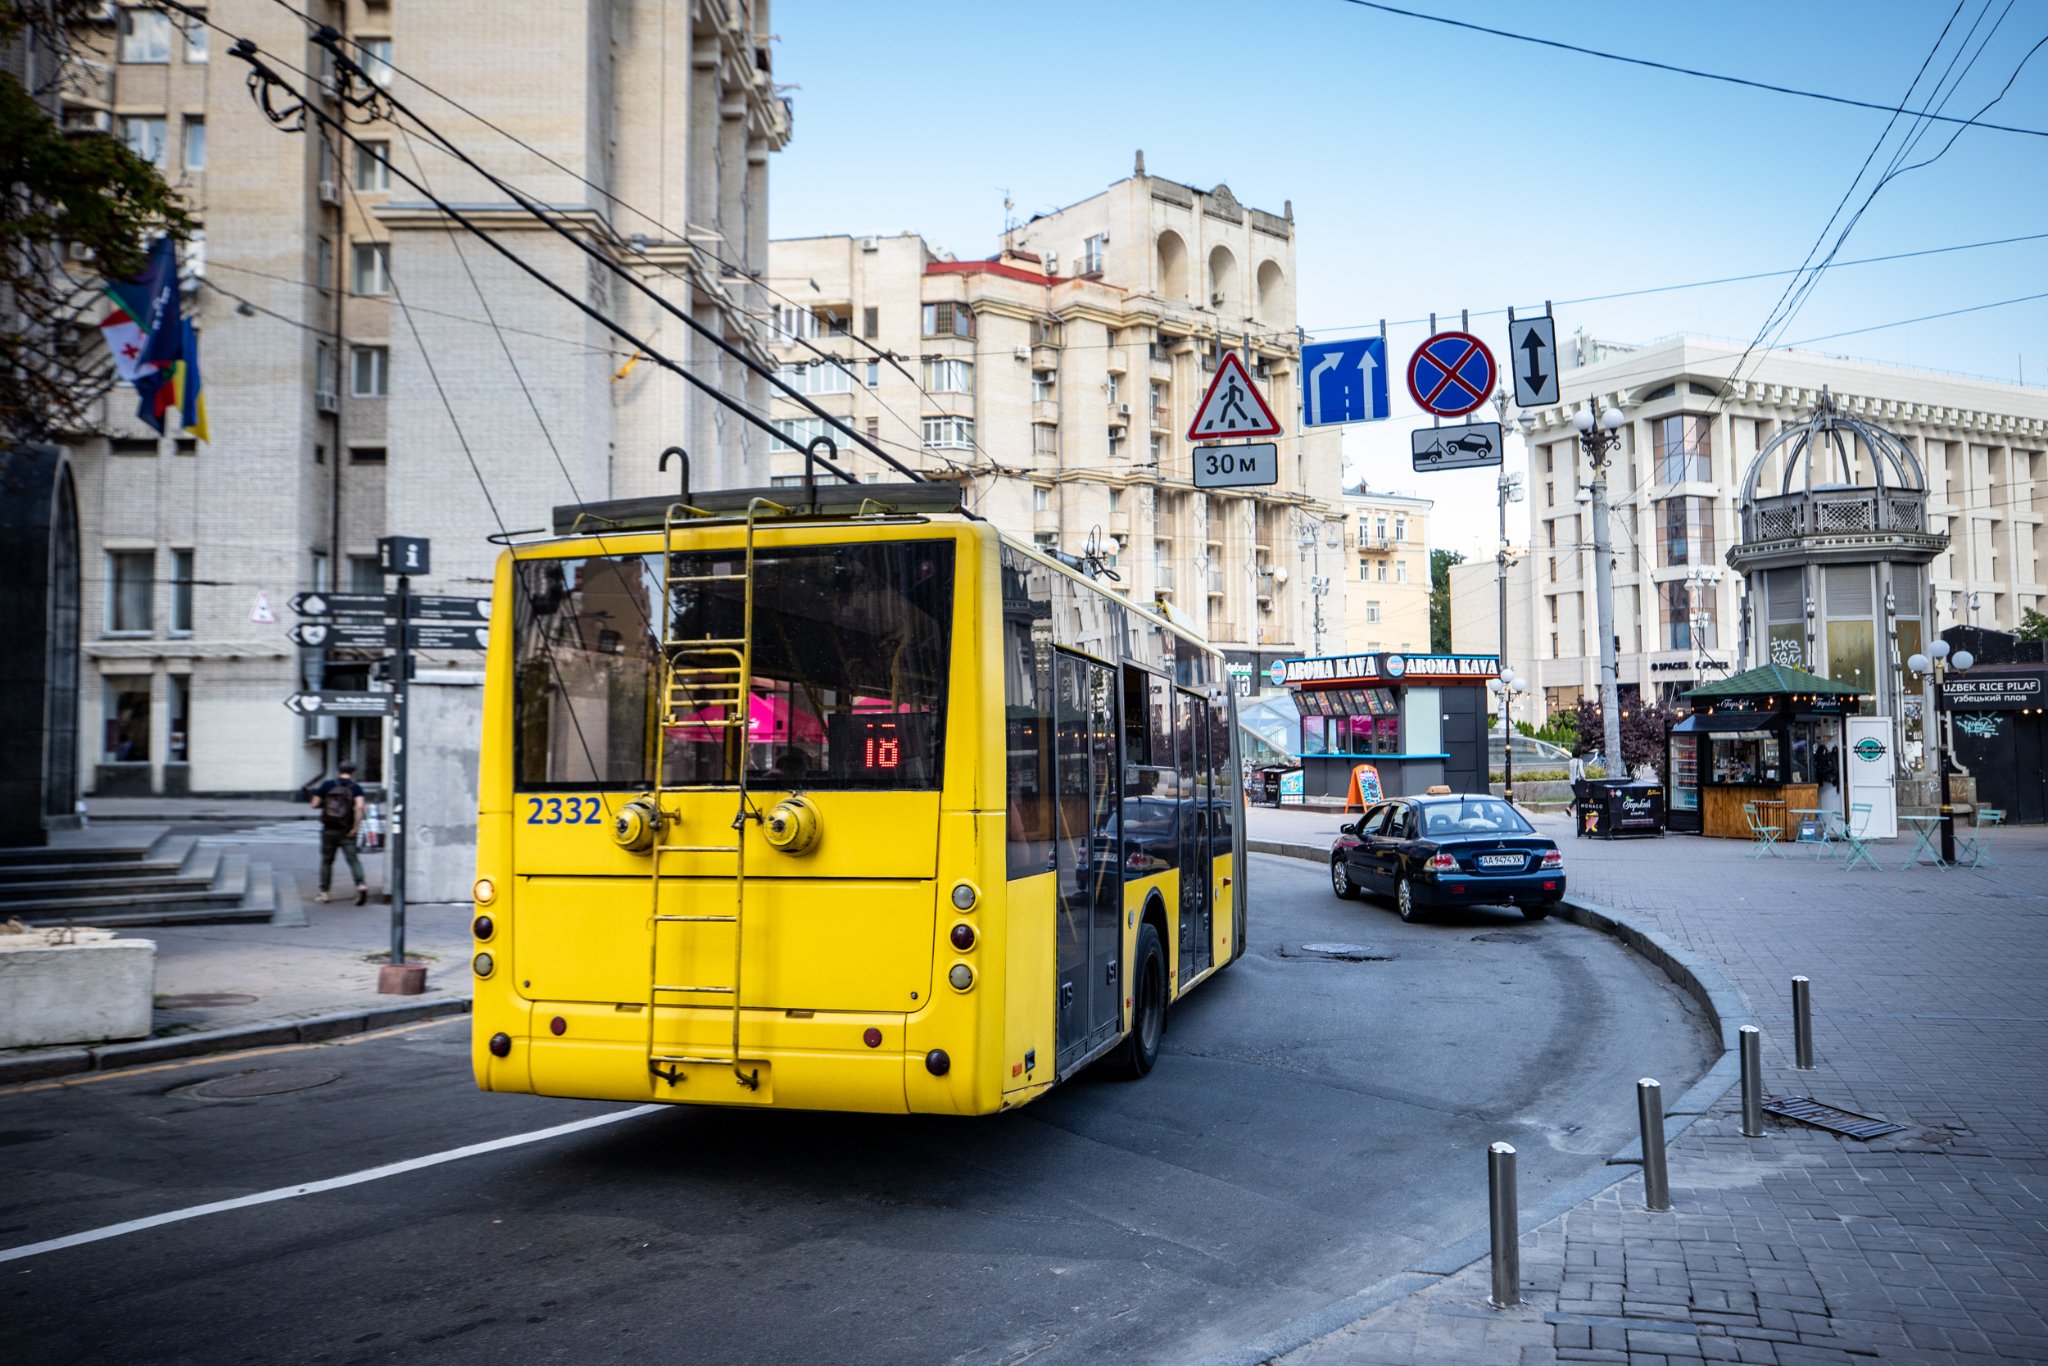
0, 1103, 664, 1264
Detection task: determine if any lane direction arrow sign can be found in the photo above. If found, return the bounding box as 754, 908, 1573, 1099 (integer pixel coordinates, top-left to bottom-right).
283, 691, 394, 717
288, 620, 389, 649
1410, 421, 1505, 472
1301, 336, 1388, 427
1187, 352, 1282, 440
1406, 331, 1497, 418
289, 591, 386, 618
1193, 442, 1279, 489
1508, 315, 1559, 406
408, 622, 489, 651
409, 594, 491, 622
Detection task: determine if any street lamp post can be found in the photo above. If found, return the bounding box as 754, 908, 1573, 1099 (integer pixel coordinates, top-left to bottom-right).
1906, 639, 1974, 864
1686, 565, 1723, 674
1488, 667, 1530, 803
1572, 401, 1628, 776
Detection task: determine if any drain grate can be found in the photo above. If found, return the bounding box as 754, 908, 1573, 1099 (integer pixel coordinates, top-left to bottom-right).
1295, 943, 1394, 961
1471, 932, 1536, 945
1762, 1095, 1906, 1140
184, 1068, 342, 1100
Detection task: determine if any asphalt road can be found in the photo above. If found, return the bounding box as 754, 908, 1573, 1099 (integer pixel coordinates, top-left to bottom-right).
1, 854, 1714, 1365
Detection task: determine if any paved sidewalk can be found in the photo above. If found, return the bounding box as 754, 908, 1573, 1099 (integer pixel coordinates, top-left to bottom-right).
1245, 804, 2048, 1365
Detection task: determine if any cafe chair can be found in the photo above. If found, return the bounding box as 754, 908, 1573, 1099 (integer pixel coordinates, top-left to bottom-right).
1743, 802, 1781, 859
1838, 803, 1880, 872
1957, 807, 2003, 871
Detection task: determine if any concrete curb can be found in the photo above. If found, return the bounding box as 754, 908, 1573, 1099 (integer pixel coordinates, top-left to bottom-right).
0, 997, 472, 1086
1200, 845, 1753, 1365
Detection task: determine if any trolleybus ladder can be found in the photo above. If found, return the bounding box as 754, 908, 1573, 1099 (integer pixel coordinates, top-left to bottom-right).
642, 497, 786, 1092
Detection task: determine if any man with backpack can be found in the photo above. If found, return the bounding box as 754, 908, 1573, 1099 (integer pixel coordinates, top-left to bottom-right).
311, 761, 370, 905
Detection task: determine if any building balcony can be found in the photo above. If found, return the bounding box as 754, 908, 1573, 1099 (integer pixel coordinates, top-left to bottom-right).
1207, 569, 1226, 595
1034, 503, 1059, 532
1256, 572, 1276, 600
1152, 564, 1175, 592
1150, 406, 1171, 432
1732, 487, 1943, 571
1031, 400, 1058, 425
1108, 511, 1130, 538
1109, 401, 1134, 426
1030, 344, 1059, 371
1105, 348, 1128, 374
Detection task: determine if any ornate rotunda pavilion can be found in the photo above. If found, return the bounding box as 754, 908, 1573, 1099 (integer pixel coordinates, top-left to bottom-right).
1728, 388, 1949, 775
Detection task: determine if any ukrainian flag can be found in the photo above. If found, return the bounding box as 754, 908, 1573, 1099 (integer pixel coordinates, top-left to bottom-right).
172, 317, 209, 443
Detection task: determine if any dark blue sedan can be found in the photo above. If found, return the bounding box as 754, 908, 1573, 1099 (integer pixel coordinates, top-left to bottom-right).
1331, 794, 1565, 922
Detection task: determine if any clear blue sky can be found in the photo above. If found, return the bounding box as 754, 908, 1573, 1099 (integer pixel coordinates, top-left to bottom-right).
770, 1, 2048, 554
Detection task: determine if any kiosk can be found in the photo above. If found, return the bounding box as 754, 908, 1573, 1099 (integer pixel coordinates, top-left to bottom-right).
1274, 652, 1497, 804
1665, 663, 1864, 838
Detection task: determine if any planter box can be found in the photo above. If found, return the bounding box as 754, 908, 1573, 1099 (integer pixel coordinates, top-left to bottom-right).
0, 929, 155, 1048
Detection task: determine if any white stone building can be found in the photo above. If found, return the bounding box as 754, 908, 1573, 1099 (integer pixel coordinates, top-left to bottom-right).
763, 163, 1349, 683
58, 0, 788, 799
1507, 336, 2048, 717
1340, 488, 1433, 655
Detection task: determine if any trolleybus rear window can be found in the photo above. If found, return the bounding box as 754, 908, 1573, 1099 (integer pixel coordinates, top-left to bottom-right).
512, 541, 953, 790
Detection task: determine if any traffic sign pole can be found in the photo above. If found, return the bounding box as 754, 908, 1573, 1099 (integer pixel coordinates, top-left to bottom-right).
389, 574, 409, 976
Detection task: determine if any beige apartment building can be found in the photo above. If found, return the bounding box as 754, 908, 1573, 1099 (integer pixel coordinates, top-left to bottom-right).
764, 165, 1349, 685
1504, 336, 2048, 716
58, 0, 788, 798
1339, 488, 1432, 654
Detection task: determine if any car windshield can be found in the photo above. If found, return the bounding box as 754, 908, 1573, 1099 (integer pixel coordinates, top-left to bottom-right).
1121, 799, 1178, 836
1421, 799, 1533, 836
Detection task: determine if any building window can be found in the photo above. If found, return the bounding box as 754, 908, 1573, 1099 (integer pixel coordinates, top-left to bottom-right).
865, 416, 880, 440
772, 417, 829, 452
107, 549, 154, 633
350, 346, 389, 397
167, 674, 190, 762
1080, 233, 1107, 275
1108, 487, 1122, 513
1033, 486, 1050, 512
920, 358, 974, 393
182, 117, 205, 171
1149, 434, 1163, 463
1032, 319, 1061, 346
169, 548, 193, 634
317, 236, 334, 293
1657, 496, 1714, 566
921, 417, 974, 451
779, 360, 852, 395
1033, 424, 1057, 459
355, 140, 391, 190
357, 36, 394, 87
183, 15, 207, 62
1394, 517, 1406, 542
351, 242, 390, 296
1032, 371, 1054, 402
1396, 559, 1408, 583
349, 445, 387, 464
1366, 601, 1381, 624
1108, 429, 1124, 460
103, 677, 152, 763
1654, 415, 1713, 483
1376, 559, 1387, 581
772, 305, 819, 340
862, 306, 878, 339
1661, 580, 1706, 651
119, 8, 172, 62
120, 116, 168, 170
921, 302, 973, 338
347, 556, 382, 592
1033, 531, 1058, 552
1359, 562, 1370, 581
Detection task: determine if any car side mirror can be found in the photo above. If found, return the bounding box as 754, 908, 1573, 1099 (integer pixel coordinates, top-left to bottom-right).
1339, 821, 1357, 835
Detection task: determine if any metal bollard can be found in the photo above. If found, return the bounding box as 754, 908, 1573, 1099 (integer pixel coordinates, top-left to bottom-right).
1637, 1078, 1670, 1211
1791, 975, 1813, 1070
1739, 1025, 1764, 1137
1488, 1141, 1519, 1308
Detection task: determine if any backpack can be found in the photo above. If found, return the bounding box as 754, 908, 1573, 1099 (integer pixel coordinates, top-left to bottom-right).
320, 781, 355, 828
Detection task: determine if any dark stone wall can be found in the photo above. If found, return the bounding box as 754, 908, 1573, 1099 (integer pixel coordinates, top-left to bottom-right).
0, 445, 80, 847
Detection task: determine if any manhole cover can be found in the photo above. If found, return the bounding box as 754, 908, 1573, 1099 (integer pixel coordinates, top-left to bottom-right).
184, 1068, 342, 1100
1472, 932, 1536, 945
1763, 1095, 1905, 1140
1296, 943, 1394, 961
157, 993, 258, 1009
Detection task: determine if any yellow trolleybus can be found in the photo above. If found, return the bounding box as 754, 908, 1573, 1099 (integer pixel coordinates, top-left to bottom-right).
470, 481, 1245, 1115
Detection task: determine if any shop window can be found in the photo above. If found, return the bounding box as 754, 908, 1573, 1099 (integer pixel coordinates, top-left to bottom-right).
168, 675, 190, 763
103, 678, 152, 763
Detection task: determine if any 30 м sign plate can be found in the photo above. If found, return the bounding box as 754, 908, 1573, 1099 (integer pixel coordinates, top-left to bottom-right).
1193, 442, 1278, 489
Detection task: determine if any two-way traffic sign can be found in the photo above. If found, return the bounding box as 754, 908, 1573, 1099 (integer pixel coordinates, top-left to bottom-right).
1508, 315, 1559, 406
288, 620, 388, 649
283, 691, 393, 717
1187, 353, 1282, 440
408, 622, 489, 651
290, 591, 385, 618
1301, 337, 1388, 427
1410, 421, 1504, 471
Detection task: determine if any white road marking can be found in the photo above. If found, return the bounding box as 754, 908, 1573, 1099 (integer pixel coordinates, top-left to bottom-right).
0, 1103, 663, 1264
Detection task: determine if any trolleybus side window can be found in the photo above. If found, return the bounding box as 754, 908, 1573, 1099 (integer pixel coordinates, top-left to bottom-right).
512, 542, 954, 790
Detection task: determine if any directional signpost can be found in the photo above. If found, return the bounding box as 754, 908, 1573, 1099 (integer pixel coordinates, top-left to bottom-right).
283, 690, 394, 717
1187, 352, 1282, 440
409, 594, 491, 622
408, 622, 489, 651
287, 620, 388, 649
1411, 421, 1505, 471
289, 591, 385, 618
1193, 442, 1278, 489
1406, 330, 1497, 418
1508, 313, 1559, 407
1301, 336, 1388, 427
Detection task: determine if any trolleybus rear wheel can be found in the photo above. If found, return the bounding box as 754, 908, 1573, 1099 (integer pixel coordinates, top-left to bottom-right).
1106, 922, 1166, 1079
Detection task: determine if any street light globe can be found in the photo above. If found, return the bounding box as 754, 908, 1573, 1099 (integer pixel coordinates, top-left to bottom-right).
1572, 407, 1595, 434
1274, 565, 1289, 583
1102, 537, 1119, 557
1931, 640, 1951, 660
1952, 650, 1974, 671
1512, 679, 1529, 694
1908, 653, 1931, 674
1600, 406, 1626, 431
1487, 678, 1504, 694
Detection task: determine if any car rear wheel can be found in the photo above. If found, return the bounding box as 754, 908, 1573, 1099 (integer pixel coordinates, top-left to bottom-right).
1331, 857, 1360, 900
1396, 875, 1422, 923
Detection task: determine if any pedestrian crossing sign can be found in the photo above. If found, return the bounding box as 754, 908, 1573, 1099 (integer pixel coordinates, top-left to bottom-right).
1186, 352, 1282, 441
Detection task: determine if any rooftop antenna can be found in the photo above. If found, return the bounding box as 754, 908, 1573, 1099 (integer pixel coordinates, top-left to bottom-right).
1001, 189, 1015, 239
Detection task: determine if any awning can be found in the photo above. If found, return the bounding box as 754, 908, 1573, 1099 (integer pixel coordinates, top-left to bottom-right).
1681, 662, 1864, 702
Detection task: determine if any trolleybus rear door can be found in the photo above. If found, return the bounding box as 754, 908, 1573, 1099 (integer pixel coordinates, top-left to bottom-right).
1053, 652, 1123, 1072
1176, 688, 1212, 984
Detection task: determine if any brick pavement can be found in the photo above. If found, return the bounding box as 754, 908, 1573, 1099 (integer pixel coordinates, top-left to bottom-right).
1249, 806, 2048, 1365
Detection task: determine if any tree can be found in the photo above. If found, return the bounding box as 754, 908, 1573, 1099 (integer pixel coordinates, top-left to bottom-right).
1428, 548, 1463, 654
1569, 696, 1677, 780
2, 2, 193, 442
2018, 608, 2048, 642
